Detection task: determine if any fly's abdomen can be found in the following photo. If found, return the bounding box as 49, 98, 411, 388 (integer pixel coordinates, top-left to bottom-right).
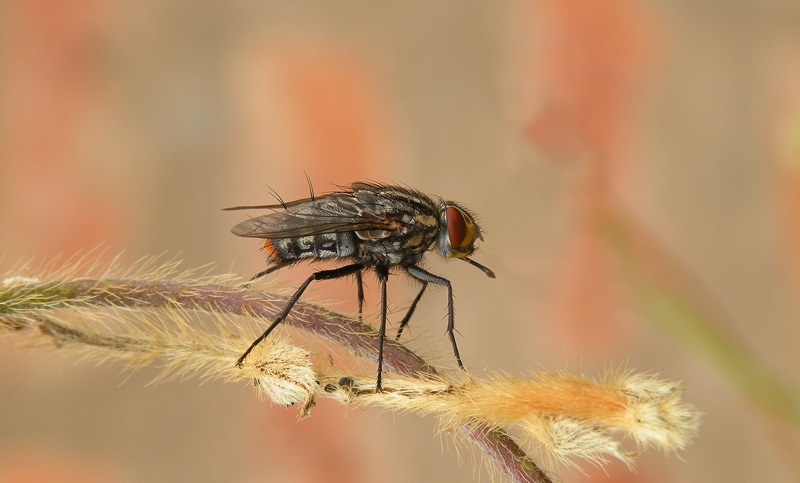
264, 232, 357, 262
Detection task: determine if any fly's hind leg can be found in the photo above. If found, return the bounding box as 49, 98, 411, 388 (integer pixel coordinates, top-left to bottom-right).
235, 263, 365, 367
395, 281, 428, 340
248, 264, 282, 283
241, 261, 292, 288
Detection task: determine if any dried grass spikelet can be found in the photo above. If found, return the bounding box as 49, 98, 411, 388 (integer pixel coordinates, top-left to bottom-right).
235, 338, 317, 412
1, 253, 700, 480
1, 257, 318, 413
322, 370, 700, 468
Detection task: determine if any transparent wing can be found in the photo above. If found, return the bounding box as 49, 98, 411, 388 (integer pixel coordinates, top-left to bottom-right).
229, 194, 399, 239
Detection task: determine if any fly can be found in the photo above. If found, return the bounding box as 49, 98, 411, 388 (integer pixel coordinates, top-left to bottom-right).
225, 182, 495, 391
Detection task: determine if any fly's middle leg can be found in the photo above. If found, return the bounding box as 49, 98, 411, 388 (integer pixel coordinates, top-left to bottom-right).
355, 270, 364, 323
375, 265, 389, 392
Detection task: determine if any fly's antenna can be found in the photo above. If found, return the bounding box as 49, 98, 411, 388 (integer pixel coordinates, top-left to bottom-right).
304, 172, 316, 201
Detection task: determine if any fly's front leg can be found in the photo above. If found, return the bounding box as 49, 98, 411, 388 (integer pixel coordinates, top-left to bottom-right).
235, 263, 365, 367
403, 265, 464, 371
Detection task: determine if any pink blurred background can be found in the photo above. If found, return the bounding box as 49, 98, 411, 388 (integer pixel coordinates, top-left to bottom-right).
1, 1, 799, 481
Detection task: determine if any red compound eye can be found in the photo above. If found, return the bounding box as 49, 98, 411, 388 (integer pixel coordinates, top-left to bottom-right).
446, 206, 468, 248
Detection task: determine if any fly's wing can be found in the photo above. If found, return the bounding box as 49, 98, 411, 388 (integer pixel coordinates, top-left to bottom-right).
230, 193, 399, 239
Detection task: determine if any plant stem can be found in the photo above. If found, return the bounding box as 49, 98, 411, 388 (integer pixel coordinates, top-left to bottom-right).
1, 277, 551, 483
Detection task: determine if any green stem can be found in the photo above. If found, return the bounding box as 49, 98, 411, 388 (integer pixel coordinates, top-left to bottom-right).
606, 213, 800, 426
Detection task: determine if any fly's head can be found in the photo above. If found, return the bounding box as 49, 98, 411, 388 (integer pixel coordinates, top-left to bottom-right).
436, 202, 495, 278
437, 202, 481, 258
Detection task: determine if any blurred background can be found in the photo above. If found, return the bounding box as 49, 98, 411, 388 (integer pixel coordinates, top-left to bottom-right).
1, 1, 799, 481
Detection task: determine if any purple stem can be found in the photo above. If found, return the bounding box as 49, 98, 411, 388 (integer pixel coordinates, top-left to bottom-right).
9, 278, 552, 483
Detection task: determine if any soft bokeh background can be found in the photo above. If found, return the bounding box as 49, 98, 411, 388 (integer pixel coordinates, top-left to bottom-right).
1, 1, 799, 482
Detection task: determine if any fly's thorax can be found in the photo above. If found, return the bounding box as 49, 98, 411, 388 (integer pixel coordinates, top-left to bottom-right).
264, 232, 357, 262
353, 211, 438, 266
436, 202, 483, 259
